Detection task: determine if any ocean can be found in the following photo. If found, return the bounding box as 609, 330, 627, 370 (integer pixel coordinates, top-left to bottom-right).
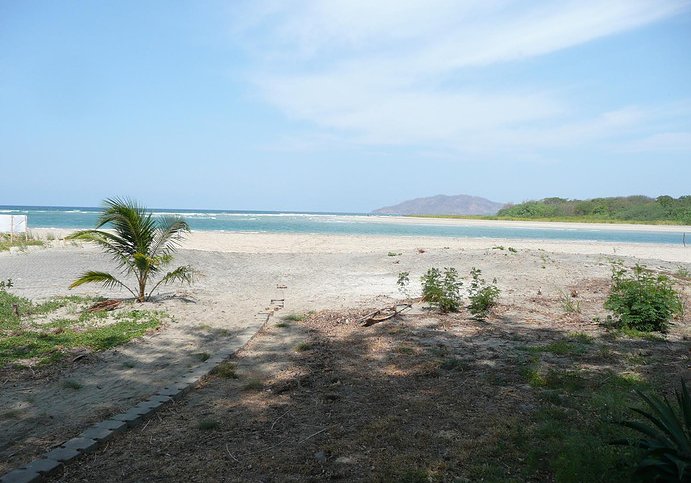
0, 205, 687, 245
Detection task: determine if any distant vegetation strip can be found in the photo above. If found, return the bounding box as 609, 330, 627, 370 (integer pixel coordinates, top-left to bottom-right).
409, 195, 691, 225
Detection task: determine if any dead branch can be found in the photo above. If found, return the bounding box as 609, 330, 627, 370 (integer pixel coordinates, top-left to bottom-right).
87, 299, 121, 312
359, 303, 412, 327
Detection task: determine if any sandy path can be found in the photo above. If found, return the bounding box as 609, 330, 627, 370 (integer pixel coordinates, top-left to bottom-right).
0, 231, 689, 473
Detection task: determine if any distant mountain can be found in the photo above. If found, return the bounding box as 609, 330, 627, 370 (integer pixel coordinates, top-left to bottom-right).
372, 194, 505, 215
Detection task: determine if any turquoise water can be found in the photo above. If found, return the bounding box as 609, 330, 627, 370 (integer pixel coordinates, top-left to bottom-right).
0, 205, 687, 245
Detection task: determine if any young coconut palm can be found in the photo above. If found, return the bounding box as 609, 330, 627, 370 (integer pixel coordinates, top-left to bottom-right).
68, 198, 193, 302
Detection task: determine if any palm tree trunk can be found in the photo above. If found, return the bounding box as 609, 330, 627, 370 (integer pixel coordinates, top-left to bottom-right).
138, 277, 146, 302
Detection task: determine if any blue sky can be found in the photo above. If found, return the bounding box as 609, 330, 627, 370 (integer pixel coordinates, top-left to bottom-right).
1, 0, 690, 212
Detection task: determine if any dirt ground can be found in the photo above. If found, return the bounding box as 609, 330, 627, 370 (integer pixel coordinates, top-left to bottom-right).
50, 275, 689, 482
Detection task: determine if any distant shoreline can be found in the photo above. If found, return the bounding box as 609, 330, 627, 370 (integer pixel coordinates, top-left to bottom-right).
394, 215, 691, 232
406, 214, 690, 227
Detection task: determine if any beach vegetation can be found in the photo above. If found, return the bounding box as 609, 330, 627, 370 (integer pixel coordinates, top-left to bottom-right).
0, 288, 166, 367
212, 362, 238, 379
294, 341, 312, 352
396, 271, 411, 299
497, 195, 691, 225
283, 313, 307, 322
421, 267, 463, 313
674, 266, 690, 279
195, 352, 211, 362
0, 233, 44, 252
242, 378, 263, 391
604, 264, 683, 332
63, 379, 83, 390
67, 198, 194, 302
197, 419, 220, 431
559, 290, 581, 314
467, 268, 500, 318
614, 379, 690, 482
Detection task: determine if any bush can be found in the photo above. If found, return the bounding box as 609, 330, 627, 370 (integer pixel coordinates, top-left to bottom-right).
604, 264, 682, 332
467, 268, 500, 318
397, 271, 411, 299
421, 267, 463, 313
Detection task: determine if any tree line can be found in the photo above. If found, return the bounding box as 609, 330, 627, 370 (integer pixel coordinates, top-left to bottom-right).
497, 195, 691, 224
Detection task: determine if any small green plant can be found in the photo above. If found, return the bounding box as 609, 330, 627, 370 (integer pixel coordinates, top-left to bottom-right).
467, 268, 500, 318
387, 251, 402, 257
275, 321, 289, 328
439, 358, 467, 371
295, 341, 312, 352
283, 313, 306, 322
508, 247, 517, 253
615, 379, 690, 481
0, 279, 13, 290
197, 419, 219, 430
395, 344, 415, 355
559, 291, 581, 314
605, 264, 683, 332
195, 352, 210, 362
63, 379, 83, 390
212, 362, 238, 379
242, 378, 263, 391
397, 271, 411, 299
674, 266, 690, 279
421, 267, 463, 313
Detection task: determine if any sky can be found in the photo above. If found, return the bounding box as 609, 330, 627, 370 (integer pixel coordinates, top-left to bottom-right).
1, 0, 690, 212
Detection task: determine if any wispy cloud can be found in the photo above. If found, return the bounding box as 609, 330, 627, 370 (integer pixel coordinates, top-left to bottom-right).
232, 0, 691, 154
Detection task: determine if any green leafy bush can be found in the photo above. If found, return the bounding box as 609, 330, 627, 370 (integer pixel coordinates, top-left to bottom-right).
616, 379, 690, 481
467, 268, 500, 318
397, 271, 411, 299
421, 267, 463, 313
604, 264, 682, 332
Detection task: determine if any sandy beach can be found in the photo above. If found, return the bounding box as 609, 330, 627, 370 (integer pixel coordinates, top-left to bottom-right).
1, 227, 689, 475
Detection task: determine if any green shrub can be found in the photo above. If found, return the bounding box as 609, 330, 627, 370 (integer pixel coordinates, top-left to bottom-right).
397, 271, 411, 299
283, 313, 306, 322
604, 264, 682, 332
421, 267, 463, 313
559, 290, 581, 314
615, 379, 690, 481
467, 268, 500, 318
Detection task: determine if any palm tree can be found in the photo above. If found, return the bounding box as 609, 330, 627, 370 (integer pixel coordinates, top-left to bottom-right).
68, 198, 194, 302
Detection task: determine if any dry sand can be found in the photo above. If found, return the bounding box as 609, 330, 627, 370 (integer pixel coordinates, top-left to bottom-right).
0, 227, 689, 474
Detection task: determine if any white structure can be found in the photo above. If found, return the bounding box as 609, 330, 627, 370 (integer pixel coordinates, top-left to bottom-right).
0, 214, 28, 234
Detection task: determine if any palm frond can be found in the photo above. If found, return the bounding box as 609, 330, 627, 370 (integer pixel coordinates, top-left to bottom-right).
99, 198, 157, 256
150, 216, 190, 259
68, 271, 137, 299
66, 229, 136, 273
146, 265, 194, 299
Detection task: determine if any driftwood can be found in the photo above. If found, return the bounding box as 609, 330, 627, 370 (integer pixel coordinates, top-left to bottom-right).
360, 303, 412, 327
87, 299, 121, 312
